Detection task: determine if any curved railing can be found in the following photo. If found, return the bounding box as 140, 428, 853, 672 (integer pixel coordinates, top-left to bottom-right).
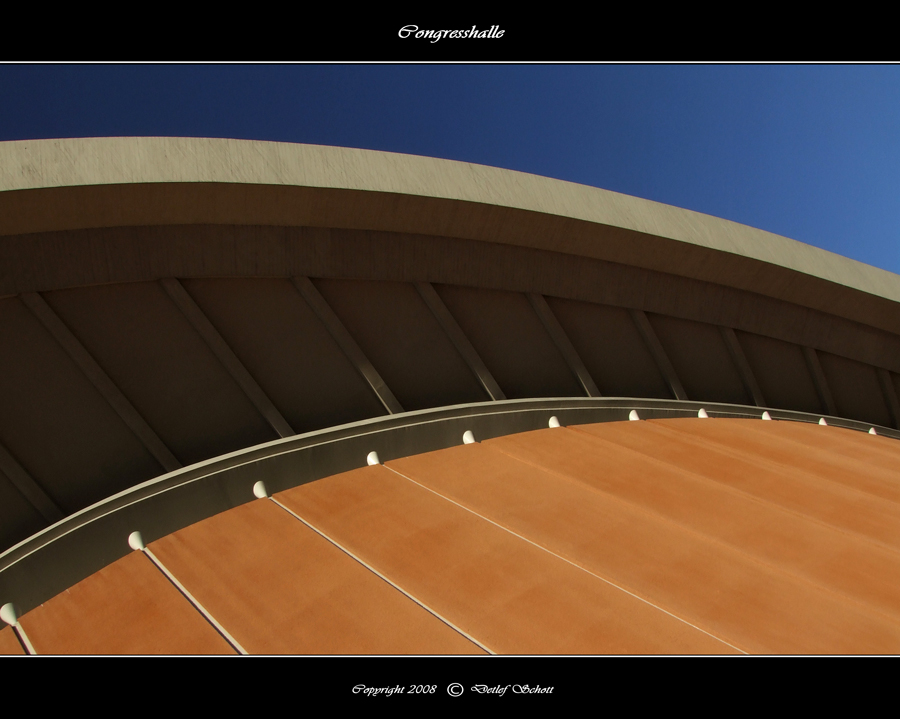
0, 396, 895, 616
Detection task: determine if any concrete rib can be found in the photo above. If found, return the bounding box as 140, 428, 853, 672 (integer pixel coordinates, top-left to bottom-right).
291, 277, 403, 415
877, 368, 900, 429
21, 291, 181, 474
720, 327, 766, 407
416, 282, 505, 401
161, 278, 295, 439
803, 346, 837, 416
630, 309, 687, 400
527, 293, 600, 397
0, 441, 63, 524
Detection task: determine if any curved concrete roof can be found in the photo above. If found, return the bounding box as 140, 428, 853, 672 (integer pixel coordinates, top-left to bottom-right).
2, 138, 900, 654
1, 137, 898, 334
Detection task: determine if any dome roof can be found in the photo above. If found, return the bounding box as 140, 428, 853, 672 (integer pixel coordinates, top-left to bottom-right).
0, 139, 898, 654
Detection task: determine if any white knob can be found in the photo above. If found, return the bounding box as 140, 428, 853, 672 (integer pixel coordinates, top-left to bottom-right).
0, 603, 17, 626
128, 531, 145, 551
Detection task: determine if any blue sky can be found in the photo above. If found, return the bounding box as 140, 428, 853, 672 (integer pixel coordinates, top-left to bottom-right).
2, 63, 899, 275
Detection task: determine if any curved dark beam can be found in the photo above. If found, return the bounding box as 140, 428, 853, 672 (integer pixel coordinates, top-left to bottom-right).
1, 138, 899, 337
0, 225, 896, 378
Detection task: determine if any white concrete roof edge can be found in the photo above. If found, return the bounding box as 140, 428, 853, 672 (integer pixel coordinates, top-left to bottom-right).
1, 136, 898, 302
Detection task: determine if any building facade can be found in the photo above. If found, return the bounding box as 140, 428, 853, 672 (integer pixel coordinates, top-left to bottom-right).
1, 138, 899, 653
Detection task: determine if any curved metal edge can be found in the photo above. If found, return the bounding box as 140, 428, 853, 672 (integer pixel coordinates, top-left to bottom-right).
0, 396, 895, 616
1, 137, 899, 316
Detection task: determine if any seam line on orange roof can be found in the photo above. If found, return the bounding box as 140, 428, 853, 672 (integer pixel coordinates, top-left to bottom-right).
649, 419, 900, 486
143, 548, 247, 655
11, 622, 35, 655
567, 423, 900, 555
486, 434, 900, 627
384, 464, 746, 655
644, 420, 900, 505
268, 496, 495, 655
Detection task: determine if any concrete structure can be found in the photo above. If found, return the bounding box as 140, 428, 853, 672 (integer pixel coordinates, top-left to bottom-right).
1, 138, 899, 654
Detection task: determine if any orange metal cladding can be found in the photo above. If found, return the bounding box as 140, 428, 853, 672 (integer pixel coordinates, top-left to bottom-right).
0, 626, 23, 654
277, 464, 735, 654
148, 497, 482, 654
652, 419, 900, 505
9, 417, 900, 654
574, 419, 900, 546
17, 550, 234, 654
382, 418, 900, 654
